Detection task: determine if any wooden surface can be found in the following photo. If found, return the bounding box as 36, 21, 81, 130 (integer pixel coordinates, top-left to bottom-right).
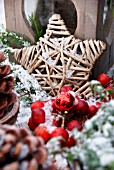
0, 98, 20, 125
4, 0, 34, 42
93, 0, 114, 78
4, 0, 99, 41
72, 0, 99, 40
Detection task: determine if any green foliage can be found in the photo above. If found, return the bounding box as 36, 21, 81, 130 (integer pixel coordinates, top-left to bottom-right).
85, 149, 100, 169
67, 153, 74, 162
30, 86, 36, 94
19, 96, 32, 104
90, 81, 114, 101
90, 81, 105, 100
104, 161, 114, 170
107, 0, 114, 16
0, 29, 31, 49
29, 13, 43, 44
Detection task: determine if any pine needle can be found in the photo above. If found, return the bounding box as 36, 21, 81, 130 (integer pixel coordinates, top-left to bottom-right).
29, 13, 43, 44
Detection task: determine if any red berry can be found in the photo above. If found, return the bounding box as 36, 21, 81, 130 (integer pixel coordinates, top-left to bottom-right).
88, 105, 98, 118
28, 117, 37, 131
67, 120, 83, 131
55, 92, 75, 111
96, 102, 102, 109
60, 86, 73, 93
97, 73, 110, 86
51, 128, 69, 142
65, 136, 76, 148
32, 108, 45, 124
31, 101, 44, 111
34, 126, 51, 142
74, 99, 89, 115
105, 85, 114, 98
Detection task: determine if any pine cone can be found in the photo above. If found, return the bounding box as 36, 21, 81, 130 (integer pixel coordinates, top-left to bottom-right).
0, 52, 17, 119
0, 52, 5, 62
0, 124, 56, 170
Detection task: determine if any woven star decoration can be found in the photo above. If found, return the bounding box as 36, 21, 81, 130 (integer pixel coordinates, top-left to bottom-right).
14, 14, 106, 97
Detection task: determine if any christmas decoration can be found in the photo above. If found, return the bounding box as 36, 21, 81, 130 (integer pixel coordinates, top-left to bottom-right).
2, 57, 114, 170
0, 52, 19, 124
14, 14, 106, 96
47, 99, 114, 170
97, 73, 112, 86
0, 124, 56, 170
28, 72, 114, 143
54, 92, 75, 111
32, 108, 45, 124
1, 15, 114, 170
51, 127, 69, 143
67, 120, 83, 131
28, 86, 96, 131
34, 125, 51, 142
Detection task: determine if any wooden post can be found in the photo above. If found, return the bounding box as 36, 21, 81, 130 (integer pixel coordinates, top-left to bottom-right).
4, 0, 100, 41
72, 0, 114, 78
71, 0, 99, 40
4, 0, 34, 42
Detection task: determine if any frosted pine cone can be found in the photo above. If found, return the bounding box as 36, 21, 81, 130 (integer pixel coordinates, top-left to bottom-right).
0, 52, 17, 119
0, 124, 56, 170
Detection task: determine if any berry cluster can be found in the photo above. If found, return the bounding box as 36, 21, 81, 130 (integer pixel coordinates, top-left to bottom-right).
28, 73, 114, 147
97, 73, 114, 100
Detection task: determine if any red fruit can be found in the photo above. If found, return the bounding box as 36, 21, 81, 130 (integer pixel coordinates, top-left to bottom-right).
65, 136, 76, 148
74, 99, 89, 115
60, 86, 73, 93
96, 102, 102, 109
88, 105, 98, 118
32, 108, 45, 124
52, 118, 61, 127
97, 73, 110, 86
51, 128, 69, 142
34, 126, 51, 142
31, 101, 44, 111
67, 120, 83, 131
105, 85, 114, 98
55, 92, 75, 111
28, 117, 37, 131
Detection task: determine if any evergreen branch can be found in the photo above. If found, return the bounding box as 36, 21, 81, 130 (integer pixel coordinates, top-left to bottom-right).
29, 13, 43, 43
0, 27, 31, 50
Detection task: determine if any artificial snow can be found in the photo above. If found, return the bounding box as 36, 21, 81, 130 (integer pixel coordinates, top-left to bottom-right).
100, 153, 114, 166
55, 154, 68, 170
90, 80, 100, 85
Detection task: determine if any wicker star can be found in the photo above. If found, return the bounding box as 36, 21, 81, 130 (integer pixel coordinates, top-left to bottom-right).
14, 14, 106, 97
